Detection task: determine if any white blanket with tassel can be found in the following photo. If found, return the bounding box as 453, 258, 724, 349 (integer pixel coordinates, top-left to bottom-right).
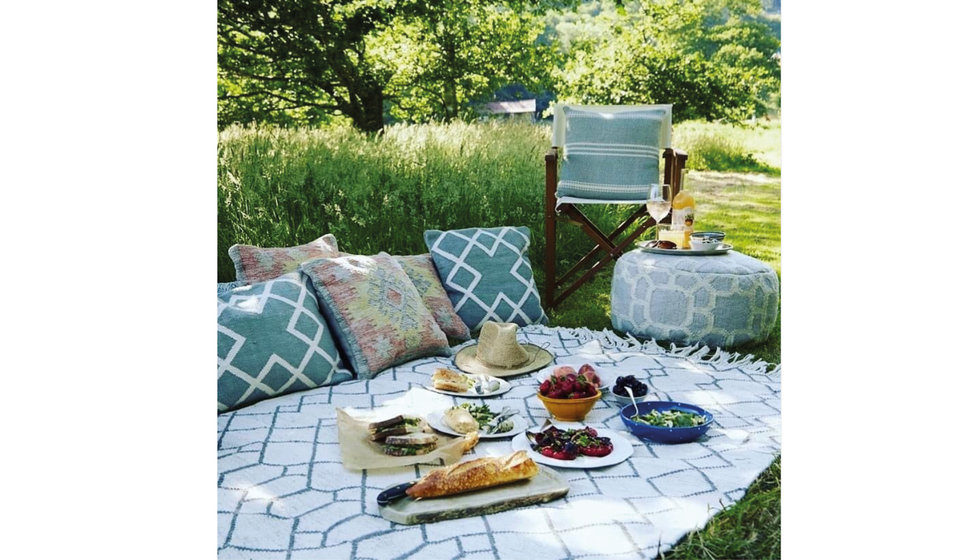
218, 325, 781, 559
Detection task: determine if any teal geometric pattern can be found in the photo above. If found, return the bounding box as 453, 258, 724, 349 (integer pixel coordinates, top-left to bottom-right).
424, 226, 548, 331
217, 325, 781, 559
611, 250, 780, 348
217, 272, 352, 412
557, 106, 667, 201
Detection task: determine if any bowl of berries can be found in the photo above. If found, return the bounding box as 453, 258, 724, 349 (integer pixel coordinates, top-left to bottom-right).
608, 375, 649, 406
537, 365, 602, 421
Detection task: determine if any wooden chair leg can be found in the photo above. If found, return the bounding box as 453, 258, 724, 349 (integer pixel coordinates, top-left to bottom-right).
544, 148, 558, 309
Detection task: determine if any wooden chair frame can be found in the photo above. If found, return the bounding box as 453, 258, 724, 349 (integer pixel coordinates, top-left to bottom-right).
543, 147, 688, 309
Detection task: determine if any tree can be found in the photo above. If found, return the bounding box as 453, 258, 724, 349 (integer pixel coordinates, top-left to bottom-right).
218, 0, 569, 130
374, 2, 557, 122
218, 0, 399, 132
551, 0, 780, 121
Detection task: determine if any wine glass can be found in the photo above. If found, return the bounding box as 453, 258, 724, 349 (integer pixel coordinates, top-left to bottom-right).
646, 184, 672, 241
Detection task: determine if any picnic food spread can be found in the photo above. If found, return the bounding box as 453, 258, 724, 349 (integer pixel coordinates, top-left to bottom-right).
538, 364, 601, 399
529, 425, 614, 460
405, 451, 539, 499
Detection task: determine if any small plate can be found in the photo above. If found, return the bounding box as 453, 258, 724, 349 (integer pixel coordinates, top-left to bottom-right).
637, 240, 733, 256
535, 364, 611, 393
426, 411, 529, 440
511, 426, 634, 469
426, 374, 512, 398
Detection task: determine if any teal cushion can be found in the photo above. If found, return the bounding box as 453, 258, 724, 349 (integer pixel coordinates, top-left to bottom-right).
556, 106, 666, 200
424, 226, 548, 331
217, 272, 352, 413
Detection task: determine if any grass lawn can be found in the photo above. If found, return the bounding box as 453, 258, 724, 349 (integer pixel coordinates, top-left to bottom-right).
545, 168, 781, 559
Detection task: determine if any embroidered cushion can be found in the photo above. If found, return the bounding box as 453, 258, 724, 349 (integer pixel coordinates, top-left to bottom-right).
423, 226, 548, 331
228, 234, 340, 284
393, 254, 471, 341
300, 253, 451, 378
556, 106, 667, 200
217, 272, 353, 413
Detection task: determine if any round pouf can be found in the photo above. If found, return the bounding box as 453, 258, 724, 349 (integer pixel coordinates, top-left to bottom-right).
611, 249, 779, 348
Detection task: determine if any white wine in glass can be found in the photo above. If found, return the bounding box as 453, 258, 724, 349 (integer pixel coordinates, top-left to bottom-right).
646, 184, 672, 240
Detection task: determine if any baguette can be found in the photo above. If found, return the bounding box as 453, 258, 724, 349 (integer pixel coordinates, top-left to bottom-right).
432, 368, 471, 393
405, 451, 539, 499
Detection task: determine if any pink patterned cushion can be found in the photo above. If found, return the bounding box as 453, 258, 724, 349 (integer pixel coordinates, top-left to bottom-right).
393, 254, 471, 341
229, 234, 340, 284
300, 253, 451, 378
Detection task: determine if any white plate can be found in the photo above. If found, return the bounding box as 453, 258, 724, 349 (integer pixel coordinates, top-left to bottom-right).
511, 426, 634, 469
425, 374, 512, 398
637, 239, 733, 256
535, 364, 611, 393
426, 411, 529, 440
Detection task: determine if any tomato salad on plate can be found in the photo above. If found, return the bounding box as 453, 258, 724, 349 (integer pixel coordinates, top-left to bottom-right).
528, 425, 613, 460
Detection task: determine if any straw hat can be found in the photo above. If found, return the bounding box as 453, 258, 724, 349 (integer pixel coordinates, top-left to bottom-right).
453, 322, 554, 377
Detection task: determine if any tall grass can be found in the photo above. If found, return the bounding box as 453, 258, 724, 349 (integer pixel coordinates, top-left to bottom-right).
220, 120, 628, 281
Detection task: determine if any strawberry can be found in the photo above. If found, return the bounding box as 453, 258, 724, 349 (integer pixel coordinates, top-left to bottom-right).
568, 391, 583, 399
540, 379, 552, 393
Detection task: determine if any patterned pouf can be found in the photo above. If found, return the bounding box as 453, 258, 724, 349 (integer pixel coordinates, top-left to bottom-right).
611, 249, 779, 347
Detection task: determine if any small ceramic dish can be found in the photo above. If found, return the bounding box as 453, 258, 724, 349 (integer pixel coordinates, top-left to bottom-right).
691, 231, 726, 242
689, 237, 721, 251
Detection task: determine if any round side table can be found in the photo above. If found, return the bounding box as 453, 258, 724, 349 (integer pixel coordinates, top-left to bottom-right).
610, 249, 779, 348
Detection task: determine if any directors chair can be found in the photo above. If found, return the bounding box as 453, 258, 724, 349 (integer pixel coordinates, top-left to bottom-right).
544, 103, 687, 309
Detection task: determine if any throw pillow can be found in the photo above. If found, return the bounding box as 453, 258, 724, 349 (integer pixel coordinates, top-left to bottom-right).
556, 106, 666, 201
424, 226, 548, 331
217, 272, 353, 413
393, 254, 471, 341
300, 253, 451, 378
228, 233, 340, 284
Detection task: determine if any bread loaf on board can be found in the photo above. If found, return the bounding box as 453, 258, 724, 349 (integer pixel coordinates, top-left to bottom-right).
405, 451, 539, 499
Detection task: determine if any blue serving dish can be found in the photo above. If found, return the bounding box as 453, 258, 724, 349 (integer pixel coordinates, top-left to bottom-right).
620, 401, 714, 444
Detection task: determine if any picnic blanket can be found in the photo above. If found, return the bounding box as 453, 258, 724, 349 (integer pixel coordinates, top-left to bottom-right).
217, 325, 781, 559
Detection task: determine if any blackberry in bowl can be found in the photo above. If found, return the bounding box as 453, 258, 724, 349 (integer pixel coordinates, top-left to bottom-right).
608, 375, 649, 406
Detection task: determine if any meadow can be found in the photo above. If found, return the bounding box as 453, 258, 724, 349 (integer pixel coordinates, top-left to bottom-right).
217, 119, 781, 559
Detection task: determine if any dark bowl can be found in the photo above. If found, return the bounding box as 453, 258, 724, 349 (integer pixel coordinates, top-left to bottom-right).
691, 231, 726, 242
620, 401, 714, 444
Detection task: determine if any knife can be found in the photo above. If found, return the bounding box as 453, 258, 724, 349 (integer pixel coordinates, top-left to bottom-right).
377, 481, 416, 506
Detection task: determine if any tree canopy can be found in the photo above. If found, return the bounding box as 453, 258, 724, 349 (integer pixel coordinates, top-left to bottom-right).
218, 0, 780, 131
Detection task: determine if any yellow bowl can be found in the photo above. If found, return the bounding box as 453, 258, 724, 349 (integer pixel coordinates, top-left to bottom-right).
537, 391, 602, 422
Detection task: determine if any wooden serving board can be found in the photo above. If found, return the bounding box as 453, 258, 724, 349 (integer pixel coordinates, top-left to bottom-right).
378, 465, 569, 525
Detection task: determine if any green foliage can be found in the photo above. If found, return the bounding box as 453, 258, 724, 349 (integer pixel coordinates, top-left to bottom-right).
552, 0, 780, 121
375, 3, 556, 122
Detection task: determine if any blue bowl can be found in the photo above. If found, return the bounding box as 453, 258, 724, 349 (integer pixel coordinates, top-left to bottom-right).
620, 401, 714, 444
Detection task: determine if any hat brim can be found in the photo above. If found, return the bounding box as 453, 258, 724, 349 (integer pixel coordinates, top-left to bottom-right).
452, 343, 554, 378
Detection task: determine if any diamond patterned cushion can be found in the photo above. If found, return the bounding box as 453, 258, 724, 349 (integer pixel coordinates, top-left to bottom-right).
557, 106, 666, 201
228, 234, 340, 284
393, 254, 471, 341
424, 226, 548, 331
217, 272, 353, 413
300, 253, 451, 378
